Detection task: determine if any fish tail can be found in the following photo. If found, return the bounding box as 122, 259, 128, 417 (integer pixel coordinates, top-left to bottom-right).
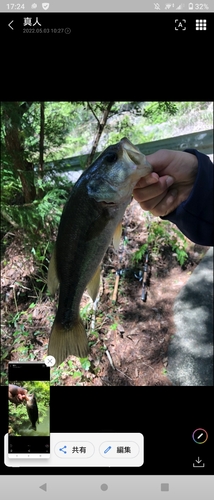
48, 317, 89, 365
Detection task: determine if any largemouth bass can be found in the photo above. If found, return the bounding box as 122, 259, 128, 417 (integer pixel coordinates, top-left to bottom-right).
26, 393, 39, 431
48, 137, 152, 365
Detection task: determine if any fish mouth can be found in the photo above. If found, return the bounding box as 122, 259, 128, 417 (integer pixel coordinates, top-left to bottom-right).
120, 137, 152, 171
125, 148, 143, 165
101, 201, 116, 205
120, 137, 141, 163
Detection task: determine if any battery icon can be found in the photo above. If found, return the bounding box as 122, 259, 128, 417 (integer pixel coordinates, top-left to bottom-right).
188, 2, 194, 8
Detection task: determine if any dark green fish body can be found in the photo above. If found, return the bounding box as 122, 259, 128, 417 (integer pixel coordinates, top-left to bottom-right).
48, 138, 152, 365
55, 186, 129, 325
26, 393, 39, 431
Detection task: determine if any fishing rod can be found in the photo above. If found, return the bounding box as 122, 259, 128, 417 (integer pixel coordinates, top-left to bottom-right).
112, 217, 151, 302
112, 270, 120, 302
134, 252, 149, 302
112, 234, 128, 302
112, 268, 132, 302
141, 252, 149, 302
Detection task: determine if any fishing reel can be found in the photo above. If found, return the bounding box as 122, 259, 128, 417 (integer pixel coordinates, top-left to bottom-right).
113, 253, 150, 303
134, 253, 149, 302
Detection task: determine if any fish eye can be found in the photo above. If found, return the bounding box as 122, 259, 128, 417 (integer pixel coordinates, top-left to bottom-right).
105, 153, 118, 163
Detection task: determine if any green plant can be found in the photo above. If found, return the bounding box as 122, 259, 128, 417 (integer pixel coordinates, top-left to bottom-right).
50, 355, 92, 385
110, 322, 118, 331
133, 243, 148, 263
132, 220, 188, 267
80, 303, 93, 322
79, 358, 91, 371
143, 102, 178, 123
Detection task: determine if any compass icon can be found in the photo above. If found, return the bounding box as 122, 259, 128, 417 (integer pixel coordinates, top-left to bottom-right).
192, 428, 208, 444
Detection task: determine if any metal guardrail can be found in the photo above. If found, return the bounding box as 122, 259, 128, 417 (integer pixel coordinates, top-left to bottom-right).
44, 129, 213, 173
136, 129, 213, 155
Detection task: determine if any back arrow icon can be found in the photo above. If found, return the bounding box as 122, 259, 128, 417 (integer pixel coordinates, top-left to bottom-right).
8, 20, 14, 30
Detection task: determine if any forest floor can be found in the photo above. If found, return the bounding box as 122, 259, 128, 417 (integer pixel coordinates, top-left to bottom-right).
1, 200, 209, 387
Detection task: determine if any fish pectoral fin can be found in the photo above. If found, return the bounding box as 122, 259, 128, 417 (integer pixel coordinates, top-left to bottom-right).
47, 246, 59, 296
48, 317, 89, 365
87, 266, 101, 302
113, 222, 122, 251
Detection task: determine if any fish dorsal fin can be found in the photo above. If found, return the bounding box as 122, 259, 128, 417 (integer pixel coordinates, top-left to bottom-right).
47, 246, 59, 296
113, 222, 122, 251
87, 266, 101, 302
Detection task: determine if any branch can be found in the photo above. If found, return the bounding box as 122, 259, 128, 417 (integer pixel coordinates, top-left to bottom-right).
1, 210, 19, 228
87, 102, 100, 125
85, 101, 115, 168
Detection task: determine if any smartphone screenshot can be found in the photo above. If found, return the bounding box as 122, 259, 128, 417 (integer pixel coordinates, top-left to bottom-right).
0, 1, 213, 499
8, 362, 50, 458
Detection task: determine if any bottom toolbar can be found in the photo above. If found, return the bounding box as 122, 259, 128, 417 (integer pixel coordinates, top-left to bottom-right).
5, 433, 143, 467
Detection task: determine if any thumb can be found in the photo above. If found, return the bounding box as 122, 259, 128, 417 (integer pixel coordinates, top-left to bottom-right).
146, 149, 174, 173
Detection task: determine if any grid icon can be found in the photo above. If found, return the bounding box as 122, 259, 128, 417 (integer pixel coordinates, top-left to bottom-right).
195, 19, 207, 30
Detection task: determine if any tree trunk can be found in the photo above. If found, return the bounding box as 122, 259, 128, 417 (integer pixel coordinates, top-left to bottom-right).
85, 101, 115, 168
3, 102, 36, 204
38, 101, 45, 179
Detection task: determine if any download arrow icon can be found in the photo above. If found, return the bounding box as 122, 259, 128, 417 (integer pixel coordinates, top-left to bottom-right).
195, 457, 202, 464
8, 20, 14, 30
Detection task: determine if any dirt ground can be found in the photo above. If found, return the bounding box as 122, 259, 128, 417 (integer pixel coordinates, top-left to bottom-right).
1, 200, 209, 387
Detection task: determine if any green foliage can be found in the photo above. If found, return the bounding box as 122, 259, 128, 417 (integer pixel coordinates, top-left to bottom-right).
1, 172, 22, 204
143, 102, 178, 123
110, 322, 118, 331
80, 303, 93, 322
1, 185, 68, 261
175, 101, 211, 113
105, 115, 132, 145
37, 102, 85, 161
1, 101, 74, 260
132, 220, 188, 267
79, 358, 91, 371
50, 355, 92, 385
133, 243, 148, 263
20, 102, 79, 163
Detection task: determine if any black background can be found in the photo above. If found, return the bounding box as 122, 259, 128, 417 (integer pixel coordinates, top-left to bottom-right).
2, 386, 213, 474
8, 363, 50, 381
1, 10, 213, 476
1, 13, 214, 101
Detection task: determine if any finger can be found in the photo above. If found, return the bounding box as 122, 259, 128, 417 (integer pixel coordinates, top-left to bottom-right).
140, 189, 178, 216
138, 189, 169, 212
134, 172, 159, 190
156, 189, 179, 216
133, 175, 174, 202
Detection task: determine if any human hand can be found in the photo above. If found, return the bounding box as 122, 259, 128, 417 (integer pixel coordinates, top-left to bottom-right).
133, 149, 198, 216
8, 385, 28, 405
